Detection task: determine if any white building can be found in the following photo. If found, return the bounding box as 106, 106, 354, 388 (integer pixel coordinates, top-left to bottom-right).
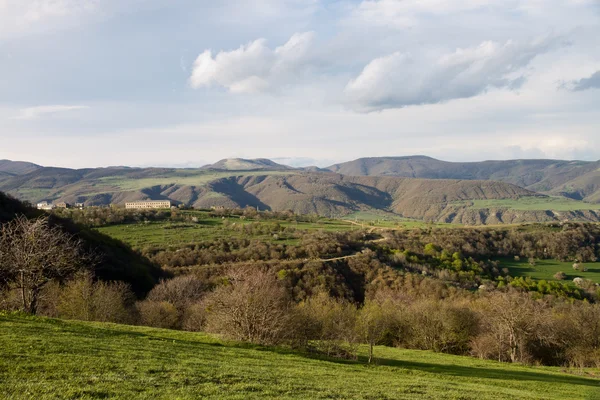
125, 200, 172, 210
36, 201, 55, 210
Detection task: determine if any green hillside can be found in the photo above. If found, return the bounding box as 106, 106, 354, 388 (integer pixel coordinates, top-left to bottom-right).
1, 314, 599, 400
0, 191, 164, 296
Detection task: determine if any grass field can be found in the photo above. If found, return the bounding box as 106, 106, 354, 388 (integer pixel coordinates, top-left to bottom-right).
344, 211, 450, 229
501, 258, 600, 284
1, 314, 599, 399
96, 221, 247, 248
467, 197, 600, 211
95, 215, 357, 249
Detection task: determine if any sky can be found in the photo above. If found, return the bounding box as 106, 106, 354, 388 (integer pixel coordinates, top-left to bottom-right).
0, 0, 599, 168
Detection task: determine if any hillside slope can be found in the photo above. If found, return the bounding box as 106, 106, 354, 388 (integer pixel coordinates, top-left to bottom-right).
2, 162, 600, 224
0, 191, 164, 295
1, 315, 598, 399
327, 156, 600, 203
0, 165, 546, 222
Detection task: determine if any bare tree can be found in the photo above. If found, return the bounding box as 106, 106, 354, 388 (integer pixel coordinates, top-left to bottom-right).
203, 268, 292, 345
479, 291, 543, 363
0, 216, 93, 314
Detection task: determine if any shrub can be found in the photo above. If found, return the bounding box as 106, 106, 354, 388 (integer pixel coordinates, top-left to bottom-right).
182, 303, 207, 332
56, 272, 135, 324
470, 332, 500, 360
404, 300, 479, 355
137, 300, 179, 329
294, 292, 359, 358
554, 271, 566, 280
145, 275, 208, 328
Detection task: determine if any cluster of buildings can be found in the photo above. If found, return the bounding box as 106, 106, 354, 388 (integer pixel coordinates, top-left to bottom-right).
36, 201, 84, 210
124, 200, 172, 209
36, 200, 173, 211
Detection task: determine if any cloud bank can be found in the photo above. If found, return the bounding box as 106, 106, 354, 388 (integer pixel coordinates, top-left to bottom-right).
190, 32, 315, 93
344, 38, 560, 112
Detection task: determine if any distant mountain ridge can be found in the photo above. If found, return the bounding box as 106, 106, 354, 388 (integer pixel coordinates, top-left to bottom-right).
0, 159, 40, 176
0, 157, 599, 224
326, 156, 600, 203
201, 158, 293, 171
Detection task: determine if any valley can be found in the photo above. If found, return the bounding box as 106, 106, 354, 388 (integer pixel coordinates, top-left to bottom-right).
1, 157, 599, 225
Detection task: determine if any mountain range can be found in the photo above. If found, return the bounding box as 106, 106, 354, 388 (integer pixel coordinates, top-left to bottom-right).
1, 156, 599, 225
327, 156, 600, 203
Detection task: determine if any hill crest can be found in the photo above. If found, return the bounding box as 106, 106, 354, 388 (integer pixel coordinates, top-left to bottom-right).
201, 158, 293, 171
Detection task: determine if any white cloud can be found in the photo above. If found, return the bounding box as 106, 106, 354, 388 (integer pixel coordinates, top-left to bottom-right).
190, 32, 316, 93
14, 105, 89, 120
0, 0, 100, 39
0, 0, 166, 40
344, 38, 561, 112
349, 0, 596, 29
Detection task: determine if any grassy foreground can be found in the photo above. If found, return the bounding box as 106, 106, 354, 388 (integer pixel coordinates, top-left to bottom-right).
1, 315, 599, 399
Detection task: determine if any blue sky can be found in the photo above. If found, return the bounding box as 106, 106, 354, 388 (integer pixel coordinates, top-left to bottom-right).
0, 0, 599, 168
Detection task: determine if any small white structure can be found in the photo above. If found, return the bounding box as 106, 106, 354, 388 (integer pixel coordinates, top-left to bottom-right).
36, 201, 55, 210
125, 200, 171, 210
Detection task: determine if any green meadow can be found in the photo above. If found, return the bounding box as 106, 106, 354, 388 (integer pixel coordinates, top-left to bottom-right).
1, 314, 599, 400
344, 211, 451, 229
95, 214, 357, 249
501, 258, 600, 284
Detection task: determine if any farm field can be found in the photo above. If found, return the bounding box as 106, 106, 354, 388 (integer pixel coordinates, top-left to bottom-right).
468, 197, 600, 211
502, 258, 600, 284
1, 314, 599, 400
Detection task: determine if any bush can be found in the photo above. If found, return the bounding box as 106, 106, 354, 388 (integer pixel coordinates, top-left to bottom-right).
404, 300, 479, 355
182, 303, 207, 332
145, 275, 208, 328
470, 332, 500, 360
293, 292, 359, 358
137, 300, 179, 329
56, 272, 135, 324
0, 288, 22, 312
554, 271, 566, 280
